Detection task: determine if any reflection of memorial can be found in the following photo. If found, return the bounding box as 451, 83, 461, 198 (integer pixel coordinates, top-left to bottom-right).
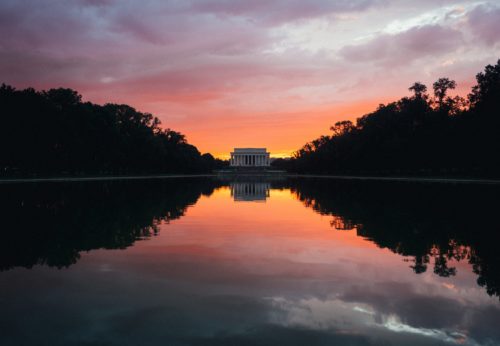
230, 182, 270, 202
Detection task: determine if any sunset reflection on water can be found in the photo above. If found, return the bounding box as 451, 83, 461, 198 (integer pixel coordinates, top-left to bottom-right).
0, 178, 499, 346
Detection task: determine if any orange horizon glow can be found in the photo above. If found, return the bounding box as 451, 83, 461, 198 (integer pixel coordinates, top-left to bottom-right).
204, 100, 389, 160
79, 81, 473, 159
2, 1, 497, 159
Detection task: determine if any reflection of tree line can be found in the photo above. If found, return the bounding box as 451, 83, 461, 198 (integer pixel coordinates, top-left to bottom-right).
289, 178, 500, 299
3, 177, 499, 300
0, 178, 223, 271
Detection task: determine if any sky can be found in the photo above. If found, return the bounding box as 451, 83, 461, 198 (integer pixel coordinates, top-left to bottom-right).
1, 0, 499, 158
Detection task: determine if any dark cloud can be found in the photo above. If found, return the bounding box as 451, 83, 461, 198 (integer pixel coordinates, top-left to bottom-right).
339, 24, 463, 66
340, 281, 466, 329
339, 280, 500, 345
467, 306, 500, 344
185, 324, 386, 346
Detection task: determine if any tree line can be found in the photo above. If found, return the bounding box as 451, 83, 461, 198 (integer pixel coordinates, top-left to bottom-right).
273, 60, 500, 177
0, 86, 227, 177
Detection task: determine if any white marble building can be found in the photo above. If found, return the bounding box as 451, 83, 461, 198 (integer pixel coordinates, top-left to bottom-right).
230, 148, 270, 167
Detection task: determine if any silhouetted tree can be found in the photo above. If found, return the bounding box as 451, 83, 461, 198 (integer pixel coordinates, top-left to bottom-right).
469, 60, 500, 110
409, 82, 428, 99
330, 120, 355, 137
284, 60, 500, 178
0, 85, 227, 176
433, 77, 456, 109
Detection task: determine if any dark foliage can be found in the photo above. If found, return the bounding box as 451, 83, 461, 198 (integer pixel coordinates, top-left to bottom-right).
279, 60, 500, 177
0, 85, 227, 176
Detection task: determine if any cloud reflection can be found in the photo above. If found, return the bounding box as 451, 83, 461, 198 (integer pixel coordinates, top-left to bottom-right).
0, 178, 499, 345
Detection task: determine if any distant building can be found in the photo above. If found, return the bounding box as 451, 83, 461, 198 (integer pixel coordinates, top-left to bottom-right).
230, 148, 270, 167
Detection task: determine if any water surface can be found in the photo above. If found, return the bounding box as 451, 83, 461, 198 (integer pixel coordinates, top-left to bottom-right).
1, 177, 499, 345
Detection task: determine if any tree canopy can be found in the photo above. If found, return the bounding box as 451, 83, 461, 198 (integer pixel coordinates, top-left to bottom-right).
273, 60, 500, 177
0, 86, 226, 176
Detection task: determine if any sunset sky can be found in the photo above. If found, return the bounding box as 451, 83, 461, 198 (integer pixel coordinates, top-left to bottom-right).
1, 0, 499, 158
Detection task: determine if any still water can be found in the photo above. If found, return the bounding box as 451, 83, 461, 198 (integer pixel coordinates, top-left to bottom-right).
0, 177, 499, 346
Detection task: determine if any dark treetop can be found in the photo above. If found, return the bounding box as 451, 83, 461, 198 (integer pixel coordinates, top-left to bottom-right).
0, 86, 226, 177
273, 60, 500, 178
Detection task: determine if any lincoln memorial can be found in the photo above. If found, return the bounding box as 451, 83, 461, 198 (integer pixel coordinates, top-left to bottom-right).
230, 148, 270, 167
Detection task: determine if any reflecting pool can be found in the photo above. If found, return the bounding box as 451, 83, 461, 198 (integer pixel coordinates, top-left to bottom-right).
0, 177, 499, 345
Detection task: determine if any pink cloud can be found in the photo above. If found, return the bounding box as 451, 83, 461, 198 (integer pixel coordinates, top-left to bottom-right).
0, 0, 499, 156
